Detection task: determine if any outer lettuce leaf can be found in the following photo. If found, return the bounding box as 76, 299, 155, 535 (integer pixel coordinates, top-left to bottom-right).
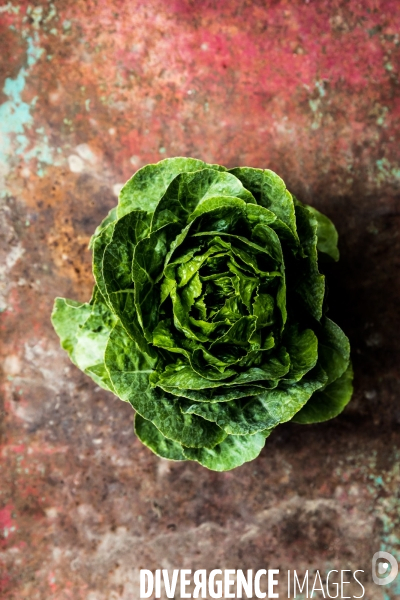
134, 414, 187, 461
51, 288, 117, 391
228, 167, 298, 238
255, 365, 328, 423
100, 210, 156, 356
52, 298, 91, 355
292, 362, 353, 423
88, 206, 118, 250
158, 384, 269, 403
91, 221, 116, 308
103, 210, 150, 294
151, 169, 255, 232
294, 204, 325, 321
305, 205, 339, 261
181, 364, 327, 435
180, 396, 279, 435
107, 290, 156, 357
318, 317, 350, 385
283, 324, 318, 383
105, 324, 226, 449
118, 158, 226, 217
182, 430, 272, 471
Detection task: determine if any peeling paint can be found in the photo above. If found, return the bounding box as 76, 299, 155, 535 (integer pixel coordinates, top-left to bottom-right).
0, 33, 61, 184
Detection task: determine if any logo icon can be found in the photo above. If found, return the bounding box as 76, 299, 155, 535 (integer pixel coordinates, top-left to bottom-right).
372, 551, 398, 586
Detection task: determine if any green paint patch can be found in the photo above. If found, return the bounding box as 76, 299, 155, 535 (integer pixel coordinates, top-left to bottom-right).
376, 158, 400, 185
0, 33, 61, 178
0, 2, 20, 15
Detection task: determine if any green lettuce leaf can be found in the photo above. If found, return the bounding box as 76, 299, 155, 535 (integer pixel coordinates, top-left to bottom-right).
283, 324, 318, 383
151, 169, 255, 232
318, 317, 350, 385
134, 414, 187, 461
180, 396, 279, 435
91, 221, 116, 308
229, 167, 297, 238
105, 324, 226, 448
293, 203, 325, 321
182, 430, 272, 471
118, 157, 226, 217
51, 288, 117, 391
181, 364, 327, 434
305, 205, 339, 261
292, 362, 353, 423
89, 206, 118, 250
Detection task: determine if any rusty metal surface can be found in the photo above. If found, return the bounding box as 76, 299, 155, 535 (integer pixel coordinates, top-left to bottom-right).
1, 1, 400, 598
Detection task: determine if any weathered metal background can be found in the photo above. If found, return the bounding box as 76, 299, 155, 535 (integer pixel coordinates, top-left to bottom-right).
1, 1, 399, 598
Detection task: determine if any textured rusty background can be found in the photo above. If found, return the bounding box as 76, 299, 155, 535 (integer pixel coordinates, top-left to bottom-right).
1, 1, 400, 598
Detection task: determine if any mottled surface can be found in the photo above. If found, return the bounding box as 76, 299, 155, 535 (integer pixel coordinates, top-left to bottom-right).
1, 1, 400, 598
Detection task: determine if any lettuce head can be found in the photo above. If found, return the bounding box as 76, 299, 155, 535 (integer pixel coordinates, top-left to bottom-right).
52, 158, 353, 471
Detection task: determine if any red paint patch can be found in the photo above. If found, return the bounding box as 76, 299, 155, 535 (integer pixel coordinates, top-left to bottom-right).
0, 506, 14, 531
7, 445, 25, 453
0, 505, 17, 550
